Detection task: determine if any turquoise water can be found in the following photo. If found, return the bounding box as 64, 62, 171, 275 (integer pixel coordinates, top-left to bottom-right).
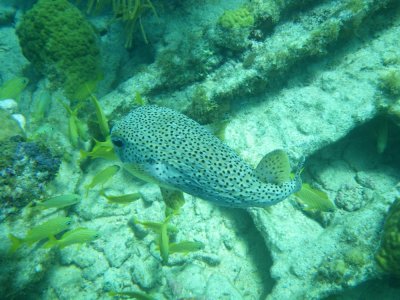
1, 0, 400, 299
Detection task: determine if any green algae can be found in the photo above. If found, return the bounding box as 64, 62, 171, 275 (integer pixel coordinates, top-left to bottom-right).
218, 7, 254, 30
344, 247, 366, 268
185, 85, 220, 125
380, 69, 400, 96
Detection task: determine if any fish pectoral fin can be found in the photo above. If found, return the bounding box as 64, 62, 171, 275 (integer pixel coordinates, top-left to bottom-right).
123, 163, 159, 184
255, 149, 291, 185
123, 161, 184, 190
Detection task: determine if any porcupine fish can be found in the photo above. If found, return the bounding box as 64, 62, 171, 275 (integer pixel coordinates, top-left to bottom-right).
110, 105, 303, 208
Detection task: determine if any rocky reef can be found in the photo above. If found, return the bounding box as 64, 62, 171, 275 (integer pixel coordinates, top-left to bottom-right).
1, 0, 400, 299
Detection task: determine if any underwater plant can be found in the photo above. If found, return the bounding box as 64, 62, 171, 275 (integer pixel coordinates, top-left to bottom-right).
84, 0, 158, 48
113, 0, 158, 47
16, 0, 101, 100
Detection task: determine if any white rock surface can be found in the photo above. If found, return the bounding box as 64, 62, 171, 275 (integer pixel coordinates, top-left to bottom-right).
221, 17, 400, 299
0, 98, 17, 112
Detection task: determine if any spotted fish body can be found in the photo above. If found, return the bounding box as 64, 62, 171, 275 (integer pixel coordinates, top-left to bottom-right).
111, 105, 303, 208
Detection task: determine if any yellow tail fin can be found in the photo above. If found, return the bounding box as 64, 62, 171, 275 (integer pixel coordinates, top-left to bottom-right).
8, 234, 23, 253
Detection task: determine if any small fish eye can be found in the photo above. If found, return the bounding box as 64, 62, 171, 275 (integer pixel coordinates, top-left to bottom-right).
66, 221, 72, 226
112, 138, 124, 148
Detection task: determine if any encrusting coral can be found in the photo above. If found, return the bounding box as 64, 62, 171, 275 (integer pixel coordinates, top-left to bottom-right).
376, 198, 400, 279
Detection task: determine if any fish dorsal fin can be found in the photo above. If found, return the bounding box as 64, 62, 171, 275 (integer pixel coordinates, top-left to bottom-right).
255, 149, 291, 184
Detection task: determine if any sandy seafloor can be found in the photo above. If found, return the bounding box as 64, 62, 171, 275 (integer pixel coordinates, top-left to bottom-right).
1, 0, 400, 299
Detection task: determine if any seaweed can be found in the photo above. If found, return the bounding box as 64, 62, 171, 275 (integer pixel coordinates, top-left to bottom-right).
84, 0, 158, 47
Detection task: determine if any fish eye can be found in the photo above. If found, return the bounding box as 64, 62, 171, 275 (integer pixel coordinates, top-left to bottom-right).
66, 221, 72, 226
111, 137, 124, 148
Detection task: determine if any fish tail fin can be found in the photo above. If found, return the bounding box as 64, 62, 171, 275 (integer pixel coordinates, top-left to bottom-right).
8, 234, 23, 253
43, 236, 58, 248
25, 200, 35, 209
80, 149, 89, 160
34, 201, 46, 210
